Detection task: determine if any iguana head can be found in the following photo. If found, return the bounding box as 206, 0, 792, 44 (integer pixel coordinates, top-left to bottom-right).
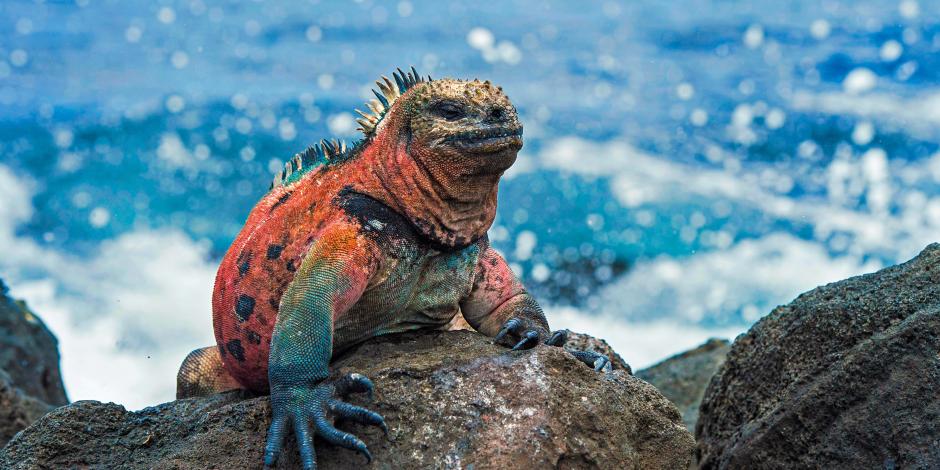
353, 68, 523, 248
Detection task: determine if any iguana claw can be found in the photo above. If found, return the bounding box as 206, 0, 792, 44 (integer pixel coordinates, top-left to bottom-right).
511, 330, 540, 350
543, 328, 613, 372
569, 350, 613, 372
494, 317, 547, 350
545, 329, 568, 347
264, 372, 385, 470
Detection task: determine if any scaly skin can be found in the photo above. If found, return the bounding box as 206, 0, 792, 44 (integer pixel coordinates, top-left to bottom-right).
177, 68, 610, 469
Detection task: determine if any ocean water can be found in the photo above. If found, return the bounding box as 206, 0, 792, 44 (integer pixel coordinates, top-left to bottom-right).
1, 0, 938, 409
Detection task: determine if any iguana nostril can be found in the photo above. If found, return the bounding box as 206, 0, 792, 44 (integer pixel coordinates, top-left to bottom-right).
490, 107, 505, 120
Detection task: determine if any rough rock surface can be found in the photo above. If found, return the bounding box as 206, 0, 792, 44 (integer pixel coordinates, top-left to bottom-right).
637, 338, 730, 431
696, 244, 940, 469
0, 370, 54, 446
0, 279, 68, 406
2, 330, 694, 469
0, 279, 67, 447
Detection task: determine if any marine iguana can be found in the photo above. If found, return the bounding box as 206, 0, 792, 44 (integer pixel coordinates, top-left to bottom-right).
176, 67, 611, 469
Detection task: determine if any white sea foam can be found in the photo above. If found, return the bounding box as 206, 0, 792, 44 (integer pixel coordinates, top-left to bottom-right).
843, 68, 877, 94
526, 137, 940, 261
523, 136, 936, 346
792, 89, 940, 138
546, 231, 882, 370
0, 164, 215, 410
592, 233, 880, 324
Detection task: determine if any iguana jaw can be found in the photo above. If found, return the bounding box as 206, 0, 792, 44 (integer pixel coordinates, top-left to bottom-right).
445, 126, 523, 159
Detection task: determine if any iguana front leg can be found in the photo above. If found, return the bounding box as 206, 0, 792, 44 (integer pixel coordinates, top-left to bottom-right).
263, 224, 386, 469
461, 245, 611, 371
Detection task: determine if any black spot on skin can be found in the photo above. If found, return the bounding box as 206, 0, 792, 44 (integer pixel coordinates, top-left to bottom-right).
335, 187, 483, 252
267, 244, 284, 260
226, 339, 245, 362
235, 294, 255, 322
246, 330, 262, 345
286, 259, 296, 272
335, 187, 419, 243
237, 251, 252, 277
218, 344, 226, 358
270, 191, 292, 212
268, 297, 280, 311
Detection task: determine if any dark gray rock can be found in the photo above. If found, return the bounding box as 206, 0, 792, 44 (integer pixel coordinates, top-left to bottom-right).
2, 330, 694, 469
0, 279, 68, 406
0, 370, 54, 446
696, 244, 940, 469
637, 338, 730, 431
0, 279, 67, 447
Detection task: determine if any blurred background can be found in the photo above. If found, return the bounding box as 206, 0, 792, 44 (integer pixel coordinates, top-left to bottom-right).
1, 0, 938, 410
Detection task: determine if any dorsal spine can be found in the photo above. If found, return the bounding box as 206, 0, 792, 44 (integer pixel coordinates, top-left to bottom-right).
268, 66, 430, 190
270, 139, 348, 189
355, 66, 428, 137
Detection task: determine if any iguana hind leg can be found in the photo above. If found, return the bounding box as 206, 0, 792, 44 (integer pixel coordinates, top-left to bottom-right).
177, 346, 244, 399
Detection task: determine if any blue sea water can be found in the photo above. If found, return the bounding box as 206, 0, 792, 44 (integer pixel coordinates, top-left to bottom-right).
1, 0, 939, 408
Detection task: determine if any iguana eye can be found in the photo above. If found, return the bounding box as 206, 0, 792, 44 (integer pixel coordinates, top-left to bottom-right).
432, 101, 465, 121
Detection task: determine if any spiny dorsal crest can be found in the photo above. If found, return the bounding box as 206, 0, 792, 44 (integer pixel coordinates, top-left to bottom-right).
355, 66, 431, 137
269, 67, 428, 190
270, 138, 348, 189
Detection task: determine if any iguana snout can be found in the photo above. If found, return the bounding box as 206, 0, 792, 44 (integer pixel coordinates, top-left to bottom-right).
405, 77, 523, 171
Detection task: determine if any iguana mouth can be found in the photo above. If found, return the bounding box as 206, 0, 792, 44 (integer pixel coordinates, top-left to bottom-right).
446, 127, 523, 153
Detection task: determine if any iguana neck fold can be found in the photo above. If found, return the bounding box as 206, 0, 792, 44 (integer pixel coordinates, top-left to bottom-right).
348, 112, 501, 249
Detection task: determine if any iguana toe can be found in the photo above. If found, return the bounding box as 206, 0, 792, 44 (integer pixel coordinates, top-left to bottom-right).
544, 329, 569, 347
312, 413, 373, 464
334, 372, 375, 399
511, 330, 540, 350
541, 329, 613, 372
264, 373, 383, 469
493, 317, 523, 343
494, 317, 549, 350
329, 400, 389, 436
569, 350, 613, 372
263, 415, 288, 468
